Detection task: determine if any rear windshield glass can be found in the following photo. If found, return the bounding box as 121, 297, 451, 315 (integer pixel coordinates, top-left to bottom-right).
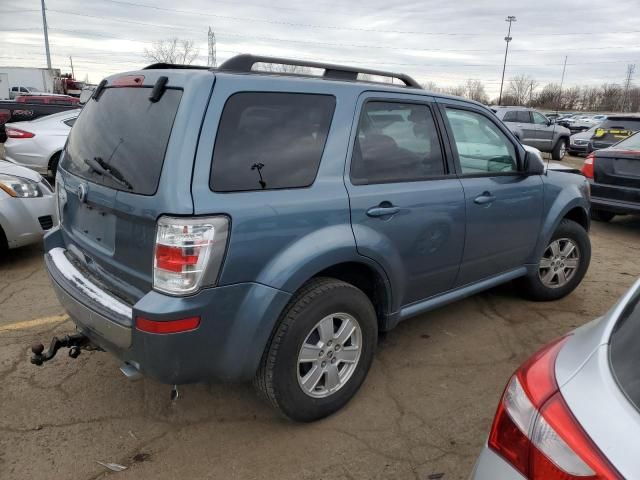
61, 87, 182, 195
599, 119, 640, 131
610, 291, 640, 413
210, 92, 335, 192
611, 132, 640, 150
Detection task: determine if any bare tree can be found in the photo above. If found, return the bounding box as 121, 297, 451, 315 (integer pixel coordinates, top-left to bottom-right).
562, 86, 581, 110
444, 85, 466, 97
507, 74, 538, 105
254, 62, 310, 74
421, 81, 440, 92
144, 38, 200, 65
465, 79, 489, 103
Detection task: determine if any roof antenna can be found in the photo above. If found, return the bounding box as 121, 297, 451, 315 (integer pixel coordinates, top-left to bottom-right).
547, 55, 568, 174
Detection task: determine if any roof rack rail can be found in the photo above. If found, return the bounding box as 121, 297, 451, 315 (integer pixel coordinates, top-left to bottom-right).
143, 63, 211, 70
217, 54, 421, 88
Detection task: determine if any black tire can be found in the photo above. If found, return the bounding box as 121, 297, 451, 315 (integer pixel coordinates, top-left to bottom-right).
254, 277, 378, 422
48, 152, 61, 180
519, 219, 591, 301
591, 209, 615, 222
552, 138, 567, 160
0, 226, 8, 258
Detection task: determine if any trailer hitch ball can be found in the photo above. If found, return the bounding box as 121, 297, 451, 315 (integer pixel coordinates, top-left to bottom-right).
29, 333, 93, 366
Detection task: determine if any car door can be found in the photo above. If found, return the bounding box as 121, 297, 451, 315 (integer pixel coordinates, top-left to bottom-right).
438, 102, 544, 287
532, 111, 555, 151
346, 93, 466, 308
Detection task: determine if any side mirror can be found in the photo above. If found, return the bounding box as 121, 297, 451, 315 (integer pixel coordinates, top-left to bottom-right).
547, 119, 555, 126
523, 149, 545, 175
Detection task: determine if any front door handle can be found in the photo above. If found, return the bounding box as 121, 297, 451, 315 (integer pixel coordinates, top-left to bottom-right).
366, 205, 400, 217
474, 192, 496, 205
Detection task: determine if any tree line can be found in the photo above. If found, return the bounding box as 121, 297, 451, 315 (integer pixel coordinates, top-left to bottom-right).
423, 74, 640, 113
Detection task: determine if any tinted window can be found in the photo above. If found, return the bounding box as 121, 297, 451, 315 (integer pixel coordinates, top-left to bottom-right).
350, 102, 445, 185
211, 93, 335, 192
502, 111, 518, 122
445, 109, 517, 175
599, 119, 640, 131
532, 112, 548, 125
612, 132, 640, 150
61, 87, 182, 195
28, 97, 45, 104
610, 291, 640, 413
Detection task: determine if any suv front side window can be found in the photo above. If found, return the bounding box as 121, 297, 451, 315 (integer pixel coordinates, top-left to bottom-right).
350, 101, 445, 185
445, 108, 518, 175
532, 112, 549, 125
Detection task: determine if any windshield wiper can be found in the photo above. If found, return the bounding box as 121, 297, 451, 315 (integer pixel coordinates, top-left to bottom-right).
83, 157, 133, 190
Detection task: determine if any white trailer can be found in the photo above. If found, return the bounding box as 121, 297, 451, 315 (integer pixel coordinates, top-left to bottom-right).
0, 67, 62, 99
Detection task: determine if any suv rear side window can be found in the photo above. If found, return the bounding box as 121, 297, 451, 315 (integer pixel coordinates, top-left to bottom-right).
61, 87, 182, 195
445, 109, 517, 175
210, 92, 335, 192
350, 101, 445, 185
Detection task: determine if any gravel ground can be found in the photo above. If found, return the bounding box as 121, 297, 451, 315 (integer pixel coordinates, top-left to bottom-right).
1, 152, 639, 480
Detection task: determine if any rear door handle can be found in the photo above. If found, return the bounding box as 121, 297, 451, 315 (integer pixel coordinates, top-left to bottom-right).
366, 206, 400, 217
474, 192, 496, 205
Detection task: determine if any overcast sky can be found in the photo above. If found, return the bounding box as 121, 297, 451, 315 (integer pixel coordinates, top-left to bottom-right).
1, 0, 639, 97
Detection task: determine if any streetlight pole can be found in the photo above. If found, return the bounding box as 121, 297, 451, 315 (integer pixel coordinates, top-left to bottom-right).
498, 15, 516, 106
40, 0, 52, 69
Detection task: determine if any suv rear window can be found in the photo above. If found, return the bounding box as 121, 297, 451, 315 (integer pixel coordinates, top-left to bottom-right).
61, 87, 182, 195
599, 118, 640, 131
610, 291, 640, 413
210, 92, 335, 192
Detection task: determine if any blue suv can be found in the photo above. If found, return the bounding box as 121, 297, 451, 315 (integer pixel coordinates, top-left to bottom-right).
39, 55, 591, 421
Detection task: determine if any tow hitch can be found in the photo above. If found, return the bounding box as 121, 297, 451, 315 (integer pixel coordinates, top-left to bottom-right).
30, 333, 99, 365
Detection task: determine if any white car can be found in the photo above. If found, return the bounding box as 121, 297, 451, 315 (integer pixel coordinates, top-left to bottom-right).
3, 109, 80, 178
0, 160, 58, 253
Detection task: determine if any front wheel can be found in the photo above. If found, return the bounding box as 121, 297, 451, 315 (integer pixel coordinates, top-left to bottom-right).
519, 219, 590, 301
552, 139, 567, 160
254, 277, 378, 422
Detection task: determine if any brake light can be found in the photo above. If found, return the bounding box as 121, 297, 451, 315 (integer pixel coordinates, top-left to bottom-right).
488, 336, 622, 479
153, 216, 229, 295
136, 316, 200, 334
111, 75, 144, 87
581, 153, 595, 179
6, 127, 34, 139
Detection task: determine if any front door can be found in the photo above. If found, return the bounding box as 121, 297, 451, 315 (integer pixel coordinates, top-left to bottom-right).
346, 94, 466, 309
440, 104, 544, 286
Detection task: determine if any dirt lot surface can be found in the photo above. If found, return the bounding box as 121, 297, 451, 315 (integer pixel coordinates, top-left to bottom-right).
1, 153, 639, 480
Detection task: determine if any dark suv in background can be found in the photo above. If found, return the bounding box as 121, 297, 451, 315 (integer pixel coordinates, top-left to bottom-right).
493, 106, 571, 160
38, 55, 591, 422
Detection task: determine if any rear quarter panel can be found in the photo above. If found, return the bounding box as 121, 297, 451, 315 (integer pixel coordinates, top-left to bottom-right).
191, 75, 371, 293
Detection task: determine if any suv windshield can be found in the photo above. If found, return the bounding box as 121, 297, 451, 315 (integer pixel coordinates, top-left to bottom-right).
610, 290, 640, 414
61, 87, 182, 195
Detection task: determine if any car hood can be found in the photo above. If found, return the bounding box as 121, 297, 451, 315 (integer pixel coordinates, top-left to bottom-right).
0, 160, 42, 182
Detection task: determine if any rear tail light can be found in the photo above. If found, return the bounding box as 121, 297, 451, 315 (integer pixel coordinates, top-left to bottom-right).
581, 153, 595, 179
153, 216, 229, 295
6, 127, 34, 139
488, 336, 622, 479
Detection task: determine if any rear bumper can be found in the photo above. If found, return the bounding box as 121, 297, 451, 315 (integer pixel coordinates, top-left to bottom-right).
469, 446, 525, 480
45, 238, 292, 384
590, 182, 640, 214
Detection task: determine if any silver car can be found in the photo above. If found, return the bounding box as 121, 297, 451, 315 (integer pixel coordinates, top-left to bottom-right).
3, 110, 79, 178
471, 279, 640, 479
0, 160, 58, 252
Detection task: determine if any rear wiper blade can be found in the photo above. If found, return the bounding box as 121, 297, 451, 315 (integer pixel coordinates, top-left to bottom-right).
83, 157, 133, 190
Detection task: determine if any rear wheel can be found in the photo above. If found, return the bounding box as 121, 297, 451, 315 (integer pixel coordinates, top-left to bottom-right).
48, 152, 61, 180
254, 277, 377, 422
519, 219, 590, 301
591, 209, 615, 222
552, 139, 567, 160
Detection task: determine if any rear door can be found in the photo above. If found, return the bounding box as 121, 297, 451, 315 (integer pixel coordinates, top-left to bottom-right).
438, 101, 544, 286
531, 110, 555, 151
345, 92, 466, 307
57, 71, 214, 302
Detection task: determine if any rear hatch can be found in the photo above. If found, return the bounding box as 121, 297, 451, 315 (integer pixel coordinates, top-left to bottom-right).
56, 70, 214, 304
593, 133, 640, 203
591, 117, 640, 149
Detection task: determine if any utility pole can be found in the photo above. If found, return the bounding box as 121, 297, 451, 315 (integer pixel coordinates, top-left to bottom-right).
40, 0, 52, 69
498, 15, 516, 106
208, 27, 217, 68
69, 56, 75, 78
621, 64, 635, 112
